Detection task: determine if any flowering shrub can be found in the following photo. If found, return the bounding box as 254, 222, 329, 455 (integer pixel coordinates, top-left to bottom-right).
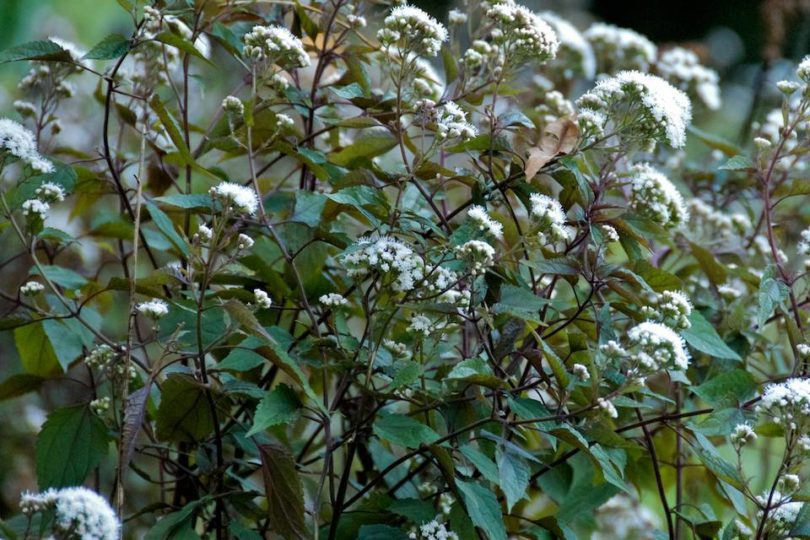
1, 1, 810, 539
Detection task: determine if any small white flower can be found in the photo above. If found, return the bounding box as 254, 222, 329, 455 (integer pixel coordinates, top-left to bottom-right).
347, 14, 367, 29
627, 321, 690, 372
13, 100, 37, 117
197, 224, 213, 243
90, 396, 111, 416
137, 299, 169, 319
0, 118, 54, 172
756, 378, 810, 430
485, 3, 558, 63
584, 23, 657, 74
21, 487, 119, 540
210, 182, 259, 215
776, 80, 799, 95
598, 224, 619, 243
656, 47, 721, 111
319, 293, 348, 307
276, 113, 295, 130
572, 363, 590, 380
448, 9, 467, 25
435, 102, 477, 142
22, 199, 49, 219
35, 182, 65, 203
343, 236, 424, 292
409, 314, 433, 336
243, 25, 310, 69
597, 397, 618, 418
730, 423, 757, 447
222, 95, 244, 116
467, 205, 503, 240
20, 281, 45, 296
254, 289, 272, 309
529, 193, 571, 245
629, 163, 689, 228
378, 5, 448, 57
797, 55, 810, 82
237, 233, 254, 250
455, 240, 496, 274
539, 12, 595, 79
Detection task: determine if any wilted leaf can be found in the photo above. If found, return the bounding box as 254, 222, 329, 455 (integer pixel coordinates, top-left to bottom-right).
524, 119, 579, 181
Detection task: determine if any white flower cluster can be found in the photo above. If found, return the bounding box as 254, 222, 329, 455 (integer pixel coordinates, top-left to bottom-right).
408, 517, 458, 540
384, 339, 410, 359
539, 12, 595, 79
462, 39, 498, 70
137, 298, 169, 319
20, 280, 45, 296
485, 3, 558, 64
641, 290, 692, 329
35, 182, 65, 202
656, 47, 721, 111
598, 224, 619, 243
209, 182, 259, 215
754, 108, 809, 171
529, 193, 571, 245
91, 396, 111, 416
0, 118, 54, 173
222, 95, 244, 116
597, 397, 617, 418
455, 240, 496, 274
448, 9, 467, 26
378, 5, 448, 58
756, 491, 802, 537
20, 487, 120, 540
584, 23, 657, 75
756, 378, 810, 430
572, 363, 590, 380
628, 163, 689, 228
535, 90, 575, 125
319, 293, 348, 307
467, 205, 503, 240
594, 495, 658, 540
730, 423, 757, 448
254, 289, 272, 309
627, 321, 690, 372
798, 55, 810, 83
577, 71, 692, 149
237, 233, 254, 251
435, 102, 477, 142
243, 25, 310, 69
344, 236, 424, 292
687, 198, 750, 240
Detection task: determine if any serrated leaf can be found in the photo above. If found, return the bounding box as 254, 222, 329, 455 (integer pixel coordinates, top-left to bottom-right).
259, 444, 307, 539
36, 405, 111, 488
155, 374, 217, 443
15, 323, 61, 376
692, 369, 757, 407
373, 413, 440, 449
247, 384, 301, 436
0, 40, 73, 64
84, 33, 131, 60
456, 480, 507, 540
719, 155, 754, 171
497, 447, 530, 511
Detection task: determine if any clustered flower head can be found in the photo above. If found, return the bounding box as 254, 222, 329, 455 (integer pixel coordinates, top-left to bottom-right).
642, 290, 692, 329
687, 198, 750, 240
319, 293, 348, 307
254, 289, 272, 309
21, 199, 49, 220
594, 495, 658, 540
756, 491, 802, 537
435, 102, 477, 142
35, 182, 65, 203
797, 55, 810, 83
222, 95, 244, 116
577, 71, 692, 149
598, 224, 619, 243
484, 2, 558, 65
467, 205, 503, 240
20, 487, 120, 540
209, 182, 259, 215
344, 236, 424, 292
408, 516, 458, 540
756, 378, 810, 430
628, 163, 689, 228
0, 118, 54, 173
455, 240, 496, 274
730, 423, 757, 448
137, 298, 169, 319
529, 193, 571, 245
539, 12, 595, 79
243, 25, 310, 69
378, 5, 448, 58
596, 397, 618, 418
20, 280, 44, 296
572, 363, 590, 380
237, 233, 254, 251
655, 47, 721, 111
535, 90, 575, 125
584, 23, 657, 75
627, 321, 690, 372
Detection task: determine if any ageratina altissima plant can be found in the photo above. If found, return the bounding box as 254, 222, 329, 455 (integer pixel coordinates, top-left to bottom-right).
4, 2, 810, 539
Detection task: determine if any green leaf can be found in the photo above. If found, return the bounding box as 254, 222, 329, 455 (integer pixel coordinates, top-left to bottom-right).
687, 126, 743, 156
15, 323, 61, 376
155, 194, 213, 210
247, 384, 301, 436
691, 433, 745, 490
0, 374, 45, 401
492, 285, 548, 323
456, 480, 507, 540
690, 242, 726, 286
218, 336, 265, 372
146, 201, 189, 256
460, 444, 500, 484
259, 444, 308, 539
149, 95, 217, 180
155, 374, 218, 443
32, 265, 87, 290
144, 500, 204, 540
328, 128, 397, 167
0, 40, 73, 64
36, 405, 111, 488
42, 319, 86, 370
358, 525, 410, 540
682, 311, 741, 360
497, 447, 530, 511
758, 268, 788, 328
373, 413, 440, 449
719, 155, 754, 171
692, 369, 757, 407
153, 31, 212, 64
447, 357, 504, 388
84, 33, 131, 60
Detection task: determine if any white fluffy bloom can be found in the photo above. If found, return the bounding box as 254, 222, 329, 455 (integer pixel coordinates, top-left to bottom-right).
656, 290, 693, 329
577, 71, 692, 149
409, 314, 434, 336
20, 281, 45, 296
539, 12, 595, 79
597, 397, 618, 418
237, 233, 254, 250
209, 182, 259, 215
384, 339, 410, 358
455, 240, 496, 274
756, 378, 810, 430
629, 163, 689, 228
254, 289, 272, 309
13, 100, 37, 117
656, 47, 721, 111
137, 298, 169, 319
378, 5, 448, 57
222, 95, 244, 116
730, 423, 757, 447
21, 487, 119, 540
756, 491, 802, 537
22, 199, 49, 219
319, 293, 348, 307
572, 363, 590, 380
276, 113, 295, 130
485, 3, 558, 63
435, 102, 477, 142
627, 321, 690, 371
594, 495, 658, 540
408, 517, 459, 540
584, 23, 657, 74
347, 14, 367, 29
467, 205, 503, 240
343, 236, 424, 292
197, 224, 213, 243
797, 55, 810, 82
448, 9, 467, 25
529, 193, 571, 244
0, 118, 54, 173
598, 224, 619, 243
35, 182, 65, 203
243, 25, 310, 69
